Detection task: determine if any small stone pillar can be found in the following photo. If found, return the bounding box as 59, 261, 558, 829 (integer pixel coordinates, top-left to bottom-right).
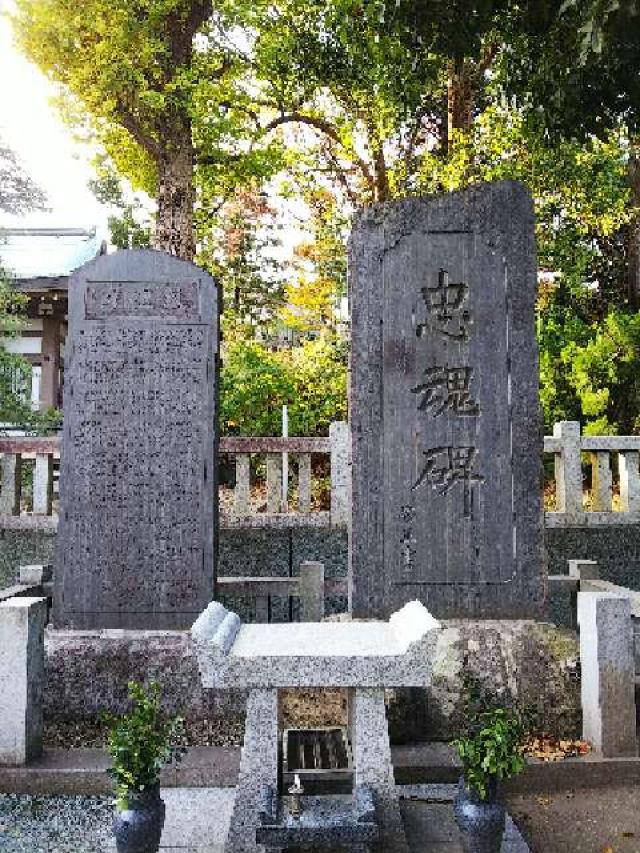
330, 421, 349, 527
554, 421, 583, 515
0, 452, 22, 515
349, 688, 409, 853
0, 597, 47, 765
299, 561, 325, 622
578, 591, 637, 757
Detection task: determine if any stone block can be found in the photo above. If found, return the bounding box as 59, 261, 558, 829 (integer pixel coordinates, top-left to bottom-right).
298, 561, 324, 621
349, 182, 544, 619
54, 250, 219, 630
578, 591, 637, 756
0, 597, 47, 765
19, 564, 52, 586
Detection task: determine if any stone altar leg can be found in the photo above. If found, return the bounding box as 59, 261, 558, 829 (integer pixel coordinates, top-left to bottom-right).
226, 689, 279, 853
349, 688, 409, 853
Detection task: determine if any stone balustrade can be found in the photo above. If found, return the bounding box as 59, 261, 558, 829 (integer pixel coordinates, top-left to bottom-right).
0, 421, 350, 529
3, 420, 640, 531
544, 421, 640, 526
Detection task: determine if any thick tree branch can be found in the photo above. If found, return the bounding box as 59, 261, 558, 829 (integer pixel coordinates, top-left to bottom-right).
262, 111, 375, 192
114, 102, 160, 159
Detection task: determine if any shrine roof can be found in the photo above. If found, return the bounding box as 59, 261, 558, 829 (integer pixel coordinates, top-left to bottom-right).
0, 227, 106, 287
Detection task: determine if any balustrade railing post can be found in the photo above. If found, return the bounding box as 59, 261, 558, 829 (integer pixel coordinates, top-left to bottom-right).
297, 453, 312, 514
330, 421, 349, 527
590, 451, 612, 511
234, 454, 251, 517
33, 453, 54, 516
266, 454, 283, 514
553, 421, 582, 515
0, 453, 22, 516
619, 451, 640, 513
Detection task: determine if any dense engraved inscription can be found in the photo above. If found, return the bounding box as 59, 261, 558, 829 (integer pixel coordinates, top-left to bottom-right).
85, 280, 200, 319
55, 251, 218, 630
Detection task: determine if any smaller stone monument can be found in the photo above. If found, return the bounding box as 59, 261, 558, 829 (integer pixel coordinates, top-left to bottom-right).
55, 249, 219, 629
192, 600, 440, 852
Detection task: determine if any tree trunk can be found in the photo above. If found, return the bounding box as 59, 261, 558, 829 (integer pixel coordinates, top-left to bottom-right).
373, 145, 390, 202
447, 59, 475, 151
627, 147, 640, 310
155, 122, 195, 261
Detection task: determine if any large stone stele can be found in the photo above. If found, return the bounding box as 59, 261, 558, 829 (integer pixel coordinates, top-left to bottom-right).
349, 181, 544, 619
54, 249, 219, 630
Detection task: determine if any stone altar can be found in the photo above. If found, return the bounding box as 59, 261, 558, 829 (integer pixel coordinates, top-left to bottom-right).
54, 249, 219, 629
192, 600, 440, 852
349, 181, 544, 619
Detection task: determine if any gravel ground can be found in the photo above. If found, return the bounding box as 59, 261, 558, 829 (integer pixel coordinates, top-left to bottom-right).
0, 795, 113, 853
3, 786, 640, 852
507, 785, 640, 853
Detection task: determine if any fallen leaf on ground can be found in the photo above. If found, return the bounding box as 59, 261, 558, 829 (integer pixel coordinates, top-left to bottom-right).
524, 734, 591, 762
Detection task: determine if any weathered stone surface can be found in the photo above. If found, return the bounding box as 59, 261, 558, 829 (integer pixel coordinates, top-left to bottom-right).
349, 182, 544, 618
44, 628, 244, 722
41, 620, 580, 742
578, 592, 637, 757
386, 619, 580, 743
0, 597, 47, 765
350, 688, 409, 852
545, 525, 640, 626
54, 250, 219, 629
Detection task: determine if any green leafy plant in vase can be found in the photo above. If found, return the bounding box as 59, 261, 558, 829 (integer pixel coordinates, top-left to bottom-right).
453, 705, 527, 853
102, 681, 186, 853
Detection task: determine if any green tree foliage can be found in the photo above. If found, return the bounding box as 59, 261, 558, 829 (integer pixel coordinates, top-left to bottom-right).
12, 0, 282, 259
0, 135, 48, 215
220, 335, 346, 436
199, 185, 285, 337
282, 187, 348, 335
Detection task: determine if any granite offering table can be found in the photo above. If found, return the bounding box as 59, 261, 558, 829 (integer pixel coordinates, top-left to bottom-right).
192, 600, 440, 853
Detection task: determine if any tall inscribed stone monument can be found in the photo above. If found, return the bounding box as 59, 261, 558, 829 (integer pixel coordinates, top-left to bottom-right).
54, 250, 218, 630
349, 182, 544, 618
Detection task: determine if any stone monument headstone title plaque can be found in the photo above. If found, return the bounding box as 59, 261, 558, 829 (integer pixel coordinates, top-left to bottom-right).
54, 250, 218, 629
349, 182, 544, 619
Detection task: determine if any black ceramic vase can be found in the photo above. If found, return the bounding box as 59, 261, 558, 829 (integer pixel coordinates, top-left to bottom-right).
113, 785, 166, 853
453, 776, 506, 853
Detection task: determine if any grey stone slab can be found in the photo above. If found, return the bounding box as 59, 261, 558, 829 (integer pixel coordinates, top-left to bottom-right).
54, 249, 219, 630
159, 787, 234, 849
578, 592, 637, 757
192, 601, 440, 689
349, 182, 544, 619
0, 597, 47, 766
